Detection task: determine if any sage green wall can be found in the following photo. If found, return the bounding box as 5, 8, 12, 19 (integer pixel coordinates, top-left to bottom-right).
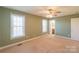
55, 14, 79, 38
0, 7, 48, 47
0, 8, 3, 46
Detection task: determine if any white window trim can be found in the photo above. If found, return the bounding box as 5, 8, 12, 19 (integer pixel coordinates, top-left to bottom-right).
10, 13, 25, 39
42, 19, 48, 33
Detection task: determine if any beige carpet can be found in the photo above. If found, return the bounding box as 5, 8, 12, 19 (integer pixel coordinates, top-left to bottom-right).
0, 34, 79, 53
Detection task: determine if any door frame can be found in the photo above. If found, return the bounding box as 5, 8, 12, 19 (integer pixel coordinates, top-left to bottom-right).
49, 20, 56, 34
71, 18, 79, 41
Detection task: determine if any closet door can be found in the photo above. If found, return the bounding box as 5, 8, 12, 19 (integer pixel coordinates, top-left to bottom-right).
71, 18, 79, 41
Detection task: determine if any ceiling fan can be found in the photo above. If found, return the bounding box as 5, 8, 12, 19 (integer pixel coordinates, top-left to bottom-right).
36, 7, 62, 18
47, 9, 62, 18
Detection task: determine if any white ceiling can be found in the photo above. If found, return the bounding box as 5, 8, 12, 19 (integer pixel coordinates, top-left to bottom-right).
4, 6, 79, 18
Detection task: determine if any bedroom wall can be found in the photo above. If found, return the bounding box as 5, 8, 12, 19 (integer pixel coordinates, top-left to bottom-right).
0, 7, 49, 47
0, 8, 3, 47
55, 14, 79, 38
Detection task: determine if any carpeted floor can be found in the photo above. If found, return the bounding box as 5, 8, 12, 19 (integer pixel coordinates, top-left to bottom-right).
0, 34, 79, 53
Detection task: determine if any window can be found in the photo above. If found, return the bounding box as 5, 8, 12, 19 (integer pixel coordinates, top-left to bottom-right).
11, 14, 25, 39
42, 19, 48, 32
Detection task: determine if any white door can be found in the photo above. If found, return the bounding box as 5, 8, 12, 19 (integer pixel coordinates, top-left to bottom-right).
71, 18, 79, 41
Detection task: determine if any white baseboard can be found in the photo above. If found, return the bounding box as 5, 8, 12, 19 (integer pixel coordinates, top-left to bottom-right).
55, 35, 79, 42
55, 35, 71, 40
0, 35, 43, 50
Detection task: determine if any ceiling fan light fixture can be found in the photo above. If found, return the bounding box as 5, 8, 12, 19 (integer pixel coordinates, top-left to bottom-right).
46, 14, 56, 18
46, 14, 53, 18
46, 8, 62, 18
